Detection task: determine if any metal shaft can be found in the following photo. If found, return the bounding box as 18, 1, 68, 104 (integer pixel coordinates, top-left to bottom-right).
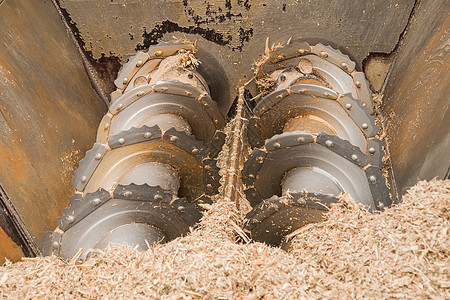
44, 42, 224, 259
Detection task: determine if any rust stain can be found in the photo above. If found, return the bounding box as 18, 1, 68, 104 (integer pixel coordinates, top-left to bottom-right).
0, 227, 24, 264
384, 12, 450, 190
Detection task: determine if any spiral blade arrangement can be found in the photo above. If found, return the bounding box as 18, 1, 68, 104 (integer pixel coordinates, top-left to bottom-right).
243, 41, 392, 247
43, 42, 225, 259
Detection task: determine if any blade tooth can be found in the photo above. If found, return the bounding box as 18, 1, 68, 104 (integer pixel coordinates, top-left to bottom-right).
365, 166, 392, 210
71, 143, 109, 192
163, 127, 209, 160
244, 192, 339, 246
312, 43, 356, 73
257, 41, 370, 114
290, 84, 339, 100
110, 89, 122, 104
264, 131, 314, 152
109, 84, 153, 115
253, 88, 289, 116
57, 188, 111, 232
41, 231, 62, 256
68, 193, 83, 205
242, 148, 267, 186
170, 197, 202, 227
247, 117, 263, 148
244, 187, 263, 207
96, 113, 113, 144
209, 130, 226, 159
114, 41, 195, 90
317, 133, 369, 167
146, 41, 195, 59
268, 41, 312, 63
114, 51, 149, 90
245, 195, 282, 229
337, 93, 379, 139
113, 183, 172, 202
353, 72, 374, 113
155, 80, 203, 99
202, 158, 221, 196
108, 125, 162, 149
197, 93, 225, 129
368, 138, 385, 168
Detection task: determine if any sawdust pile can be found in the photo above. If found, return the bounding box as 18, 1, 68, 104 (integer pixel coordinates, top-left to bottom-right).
0, 179, 448, 299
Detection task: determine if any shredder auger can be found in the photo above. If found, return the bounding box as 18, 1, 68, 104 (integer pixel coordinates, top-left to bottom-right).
42, 39, 391, 258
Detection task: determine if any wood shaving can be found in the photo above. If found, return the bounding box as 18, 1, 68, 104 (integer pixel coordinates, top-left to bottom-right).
0, 179, 448, 299
0, 96, 448, 299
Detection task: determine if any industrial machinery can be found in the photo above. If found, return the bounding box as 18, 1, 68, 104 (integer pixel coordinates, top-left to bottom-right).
42, 42, 225, 259
0, 0, 448, 262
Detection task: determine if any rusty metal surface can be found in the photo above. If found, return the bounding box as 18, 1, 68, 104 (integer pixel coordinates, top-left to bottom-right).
59, 0, 415, 113
382, 0, 450, 195
0, 228, 23, 264
0, 0, 106, 256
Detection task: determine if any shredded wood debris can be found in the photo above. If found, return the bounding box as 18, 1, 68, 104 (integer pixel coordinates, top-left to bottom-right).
0, 179, 448, 299
0, 99, 448, 299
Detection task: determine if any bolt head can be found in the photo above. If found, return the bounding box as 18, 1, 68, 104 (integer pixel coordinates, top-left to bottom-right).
95, 153, 102, 160
137, 91, 145, 97
91, 198, 101, 206
104, 123, 110, 130
323, 92, 330, 97
351, 154, 359, 161
340, 62, 348, 69
117, 104, 123, 111
355, 80, 362, 88
192, 148, 200, 155
122, 77, 128, 85
136, 60, 143, 67
298, 59, 313, 74
279, 74, 286, 82
320, 51, 328, 58
297, 49, 306, 54
187, 72, 194, 79
248, 174, 255, 179
123, 191, 132, 198
297, 137, 305, 143
206, 184, 213, 190
66, 215, 74, 224
81, 176, 87, 183
379, 202, 385, 209
369, 175, 377, 183
177, 206, 186, 212
154, 194, 163, 200
250, 219, 261, 225
155, 50, 163, 56
185, 91, 193, 96
345, 103, 352, 110
362, 123, 369, 130
273, 142, 281, 149
170, 135, 179, 142
52, 241, 60, 248
325, 140, 333, 147
118, 138, 125, 145
204, 165, 212, 171
277, 55, 284, 60
144, 132, 152, 139
369, 147, 376, 154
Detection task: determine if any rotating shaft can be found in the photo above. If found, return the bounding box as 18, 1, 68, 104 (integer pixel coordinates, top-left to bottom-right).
43, 42, 224, 259
244, 41, 391, 247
